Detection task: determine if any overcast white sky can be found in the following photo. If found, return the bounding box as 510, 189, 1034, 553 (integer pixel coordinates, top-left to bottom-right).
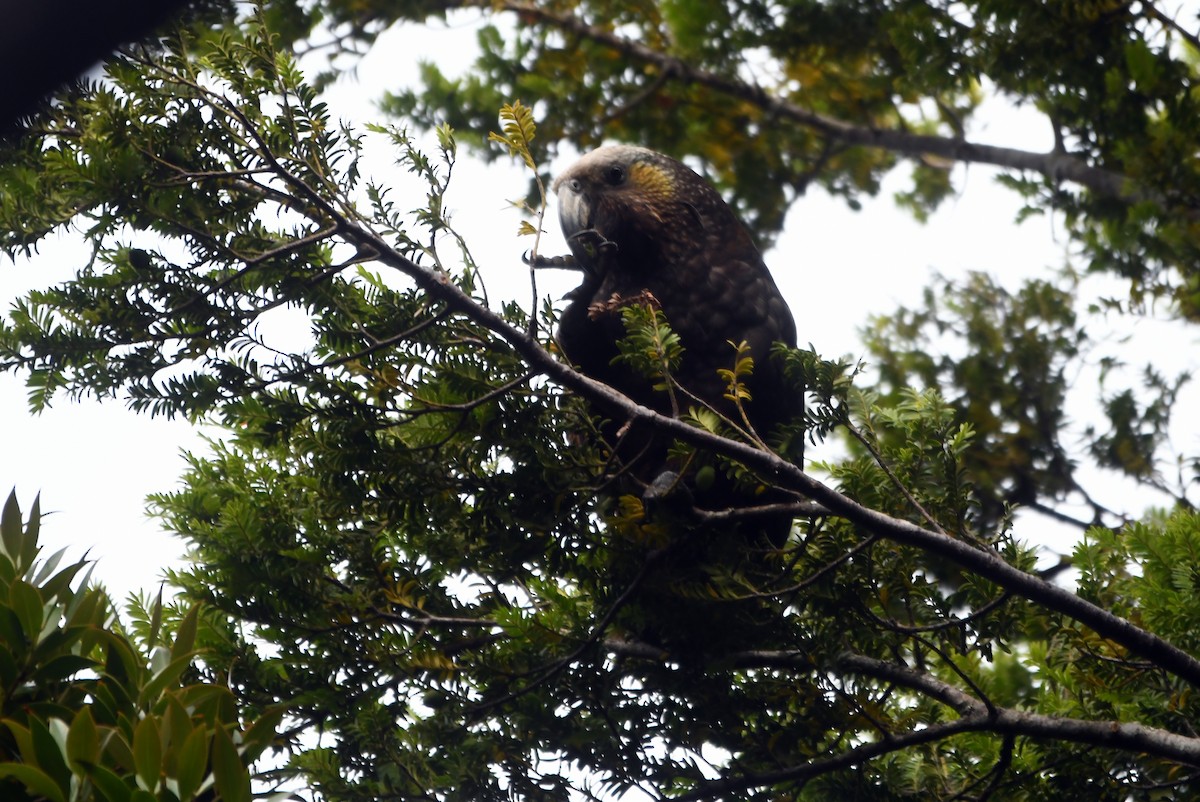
1, 11, 1194, 602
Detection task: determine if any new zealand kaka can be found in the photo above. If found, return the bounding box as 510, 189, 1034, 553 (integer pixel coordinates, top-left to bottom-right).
545, 145, 800, 545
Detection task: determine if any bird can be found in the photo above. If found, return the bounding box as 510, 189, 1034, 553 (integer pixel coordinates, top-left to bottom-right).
538, 144, 800, 547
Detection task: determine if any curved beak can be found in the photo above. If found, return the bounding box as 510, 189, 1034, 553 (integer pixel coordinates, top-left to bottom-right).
556, 177, 591, 241
555, 177, 610, 274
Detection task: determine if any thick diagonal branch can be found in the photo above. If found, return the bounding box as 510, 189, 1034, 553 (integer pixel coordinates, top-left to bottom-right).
348, 221, 1200, 689
222, 85, 1200, 691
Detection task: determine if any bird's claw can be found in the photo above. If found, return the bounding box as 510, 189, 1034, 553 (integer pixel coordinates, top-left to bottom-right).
524, 250, 584, 271
568, 228, 619, 259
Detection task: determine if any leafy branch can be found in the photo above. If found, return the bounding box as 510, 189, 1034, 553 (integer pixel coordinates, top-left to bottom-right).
208, 90, 1200, 695
157, 64, 1200, 694
490, 100, 550, 336
479, 0, 1138, 202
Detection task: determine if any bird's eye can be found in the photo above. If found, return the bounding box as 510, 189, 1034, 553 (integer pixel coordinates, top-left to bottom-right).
603, 165, 626, 186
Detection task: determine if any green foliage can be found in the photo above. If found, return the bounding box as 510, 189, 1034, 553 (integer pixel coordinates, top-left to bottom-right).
860, 272, 1093, 530
5, 2, 1200, 800
1088, 366, 1191, 484
343, 0, 1200, 302
487, 100, 538, 170
156, 0, 1200, 309
0, 491, 281, 802
614, 299, 685, 397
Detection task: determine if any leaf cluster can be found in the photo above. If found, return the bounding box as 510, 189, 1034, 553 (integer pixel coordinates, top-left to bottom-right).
0, 491, 281, 802
4, 7, 1200, 801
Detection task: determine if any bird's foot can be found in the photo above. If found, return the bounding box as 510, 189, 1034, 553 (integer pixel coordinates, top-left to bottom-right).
523, 251, 583, 271
568, 228, 619, 261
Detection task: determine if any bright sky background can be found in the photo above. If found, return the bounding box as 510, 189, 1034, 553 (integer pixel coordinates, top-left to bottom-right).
2, 10, 1196, 603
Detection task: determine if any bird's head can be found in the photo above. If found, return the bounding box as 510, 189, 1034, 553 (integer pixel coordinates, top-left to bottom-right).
552, 145, 741, 275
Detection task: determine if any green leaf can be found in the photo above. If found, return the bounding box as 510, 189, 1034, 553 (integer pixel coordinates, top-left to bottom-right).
32, 622, 88, 659
178, 685, 237, 724
28, 717, 71, 798
40, 559, 89, 603
62, 568, 100, 622
161, 693, 192, 754
139, 653, 196, 708
67, 706, 100, 769
0, 762, 67, 802
211, 726, 250, 802
0, 605, 25, 653
171, 605, 200, 662
240, 704, 285, 762
132, 716, 161, 793
85, 762, 135, 802
0, 643, 17, 686
3, 720, 34, 765
31, 545, 66, 586
32, 654, 95, 685
174, 728, 210, 802
101, 632, 144, 701
19, 495, 39, 570
147, 587, 163, 648
0, 491, 22, 564
9, 579, 44, 641
101, 720, 136, 774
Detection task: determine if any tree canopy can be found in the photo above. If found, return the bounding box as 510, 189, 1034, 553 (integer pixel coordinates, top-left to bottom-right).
3, 1, 1200, 800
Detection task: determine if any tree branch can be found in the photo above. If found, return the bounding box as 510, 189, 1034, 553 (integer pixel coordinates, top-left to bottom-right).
840, 652, 1200, 766
677, 716, 987, 800
600, 639, 1200, 794
205, 82, 1200, 698
486, 0, 1138, 202
272, 152, 1200, 692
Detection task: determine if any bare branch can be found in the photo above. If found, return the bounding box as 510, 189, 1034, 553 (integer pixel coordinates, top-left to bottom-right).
1144, 1, 1200, 53
840, 652, 1200, 766
599, 641, 1200, 794
676, 716, 986, 800
691, 499, 827, 523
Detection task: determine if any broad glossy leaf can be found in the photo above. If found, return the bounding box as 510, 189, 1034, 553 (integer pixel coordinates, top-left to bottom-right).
0, 762, 67, 802
3, 720, 34, 765
240, 704, 285, 762
67, 706, 100, 769
170, 605, 200, 662
0, 491, 22, 564
132, 716, 162, 792
211, 726, 250, 802
175, 727, 210, 802
30, 545, 66, 587
28, 717, 71, 797
102, 721, 136, 774
31, 654, 95, 686
160, 693, 193, 780
139, 653, 197, 708
85, 762, 135, 802
39, 559, 89, 603
0, 643, 18, 686
8, 579, 43, 641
